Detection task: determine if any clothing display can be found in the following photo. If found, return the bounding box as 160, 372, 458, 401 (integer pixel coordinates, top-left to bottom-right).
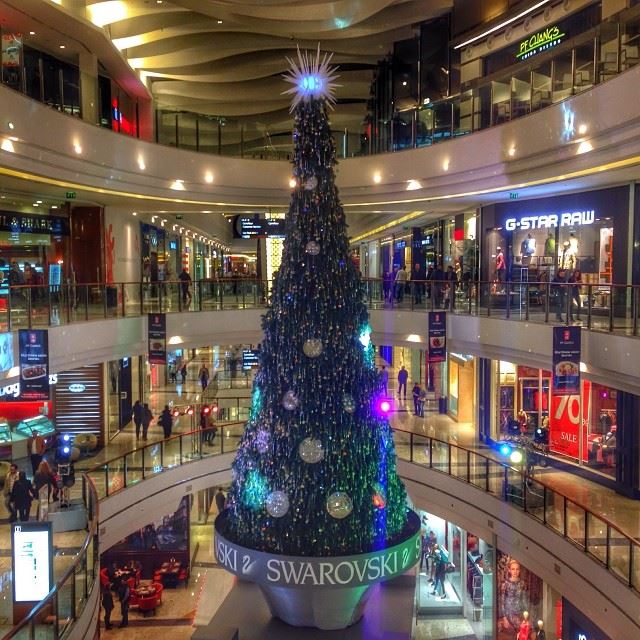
544, 233, 556, 257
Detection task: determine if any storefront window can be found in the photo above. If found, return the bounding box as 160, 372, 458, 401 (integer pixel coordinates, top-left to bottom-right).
448, 354, 476, 422
496, 360, 618, 478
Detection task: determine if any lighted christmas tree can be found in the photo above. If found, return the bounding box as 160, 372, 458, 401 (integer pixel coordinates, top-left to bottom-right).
219, 48, 411, 558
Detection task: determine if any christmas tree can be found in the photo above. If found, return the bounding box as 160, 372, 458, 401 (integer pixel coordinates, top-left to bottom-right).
219, 48, 410, 558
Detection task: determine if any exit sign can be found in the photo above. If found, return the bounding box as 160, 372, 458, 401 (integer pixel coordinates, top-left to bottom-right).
509, 192, 519, 200
65, 191, 76, 199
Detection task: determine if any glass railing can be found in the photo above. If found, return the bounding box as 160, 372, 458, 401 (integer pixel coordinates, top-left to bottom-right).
1, 474, 99, 639
7, 421, 637, 638
2, 279, 639, 337
394, 430, 640, 591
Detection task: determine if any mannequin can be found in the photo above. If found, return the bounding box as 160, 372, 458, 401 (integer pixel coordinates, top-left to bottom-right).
535, 619, 546, 640
517, 611, 532, 640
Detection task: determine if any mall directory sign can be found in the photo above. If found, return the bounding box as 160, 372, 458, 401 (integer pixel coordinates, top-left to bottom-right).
428, 311, 446, 362
18, 329, 49, 400
148, 313, 167, 364
552, 326, 581, 395
11, 521, 53, 603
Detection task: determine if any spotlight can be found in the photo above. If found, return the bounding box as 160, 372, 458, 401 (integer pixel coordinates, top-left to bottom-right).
510, 450, 523, 464
379, 400, 391, 414
202, 405, 211, 415
172, 409, 180, 418
534, 427, 549, 445
499, 443, 512, 457
63, 434, 71, 442
63, 446, 70, 455
187, 407, 194, 416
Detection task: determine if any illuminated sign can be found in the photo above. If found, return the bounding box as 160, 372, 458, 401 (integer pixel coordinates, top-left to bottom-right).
505, 210, 594, 231
236, 216, 286, 239
68, 383, 86, 393
12, 522, 53, 602
0, 374, 57, 399
517, 25, 565, 60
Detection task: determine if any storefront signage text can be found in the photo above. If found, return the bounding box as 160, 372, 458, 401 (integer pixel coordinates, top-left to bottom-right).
68, 383, 86, 393
517, 25, 566, 60
505, 209, 594, 231
0, 374, 57, 399
0, 211, 70, 236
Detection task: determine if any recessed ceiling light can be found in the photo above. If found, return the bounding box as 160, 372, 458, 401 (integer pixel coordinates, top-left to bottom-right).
29, 31, 35, 36
204, 172, 214, 184
33, 203, 39, 207
36, 200, 42, 204
578, 123, 588, 135
7, 122, 14, 130
59, 45, 66, 49
508, 146, 516, 157
289, 178, 297, 188
402, 81, 407, 86
217, 20, 223, 24
170, 179, 186, 190
73, 142, 82, 154
132, 211, 137, 216
373, 172, 382, 184
51, 205, 58, 209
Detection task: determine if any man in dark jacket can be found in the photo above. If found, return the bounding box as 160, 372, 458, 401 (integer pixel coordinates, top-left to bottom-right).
102, 583, 114, 630
11, 471, 35, 521
159, 406, 173, 439
117, 580, 130, 628
132, 400, 143, 439
215, 487, 226, 513
432, 264, 445, 308
141, 403, 153, 440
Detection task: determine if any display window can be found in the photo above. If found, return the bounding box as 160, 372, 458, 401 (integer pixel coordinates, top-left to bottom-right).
448, 354, 476, 422
415, 510, 495, 640
496, 360, 618, 478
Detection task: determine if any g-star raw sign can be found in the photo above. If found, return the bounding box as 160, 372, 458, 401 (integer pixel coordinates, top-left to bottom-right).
517, 25, 566, 60
505, 209, 594, 231
214, 525, 421, 588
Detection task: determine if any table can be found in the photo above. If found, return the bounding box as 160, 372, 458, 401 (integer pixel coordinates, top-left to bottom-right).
134, 586, 156, 598
158, 562, 181, 588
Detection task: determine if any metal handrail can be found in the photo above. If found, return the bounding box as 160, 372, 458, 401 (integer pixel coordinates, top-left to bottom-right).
2, 278, 639, 337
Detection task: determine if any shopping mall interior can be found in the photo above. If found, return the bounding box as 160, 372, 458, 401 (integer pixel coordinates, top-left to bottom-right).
1, 1, 640, 639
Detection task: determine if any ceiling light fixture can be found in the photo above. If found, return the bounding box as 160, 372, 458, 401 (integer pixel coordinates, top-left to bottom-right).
132, 211, 137, 216
373, 172, 382, 184
1, 139, 15, 153
29, 31, 35, 36
578, 124, 588, 135
59, 45, 66, 49
289, 178, 297, 188
170, 179, 186, 191
138, 156, 146, 170
73, 142, 82, 154
204, 172, 214, 184
7, 122, 14, 130
406, 180, 422, 191
508, 146, 516, 157
217, 20, 223, 24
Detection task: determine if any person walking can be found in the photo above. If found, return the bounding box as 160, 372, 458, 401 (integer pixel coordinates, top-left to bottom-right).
397, 365, 409, 399
433, 264, 445, 308
141, 403, 153, 440
431, 543, 449, 599
412, 382, 422, 416
215, 487, 226, 514
553, 268, 568, 321
3, 463, 20, 521
159, 405, 173, 439
199, 364, 210, 391
180, 363, 188, 385
394, 264, 408, 303
380, 365, 389, 396
132, 400, 143, 439
28, 430, 46, 476
178, 268, 192, 307
117, 580, 130, 628
102, 583, 114, 630
412, 263, 424, 305
569, 268, 582, 321
11, 471, 35, 522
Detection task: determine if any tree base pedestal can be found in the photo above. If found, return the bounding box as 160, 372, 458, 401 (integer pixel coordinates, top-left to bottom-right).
214, 510, 421, 631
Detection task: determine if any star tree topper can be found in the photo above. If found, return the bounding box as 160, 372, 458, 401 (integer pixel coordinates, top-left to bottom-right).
283, 44, 340, 111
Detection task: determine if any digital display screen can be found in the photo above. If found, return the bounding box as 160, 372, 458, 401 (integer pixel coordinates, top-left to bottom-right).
235, 216, 286, 239
12, 522, 53, 602
0, 332, 13, 372
242, 349, 260, 370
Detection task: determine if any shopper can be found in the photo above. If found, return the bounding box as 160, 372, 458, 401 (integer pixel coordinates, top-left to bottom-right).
117, 580, 130, 628
178, 268, 192, 307
198, 364, 210, 391
168, 362, 177, 383
180, 363, 188, 384
394, 264, 408, 302
430, 543, 449, 599
379, 365, 389, 396
28, 430, 46, 476
33, 459, 54, 504
215, 487, 226, 514
132, 400, 143, 439
2, 463, 20, 521
412, 382, 422, 416
412, 263, 424, 305
11, 471, 35, 522
102, 583, 114, 630
397, 365, 408, 399
553, 268, 568, 321
141, 403, 153, 440
159, 405, 173, 439
382, 271, 393, 303
569, 268, 582, 321
425, 265, 434, 300
433, 264, 445, 308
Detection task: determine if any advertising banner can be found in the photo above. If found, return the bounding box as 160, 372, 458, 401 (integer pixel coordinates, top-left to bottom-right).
428, 311, 446, 363
148, 313, 167, 364
549, 382, 590, 462
11, 522, 53, 603
552, 326, 581, 395
18, 330, 49, 400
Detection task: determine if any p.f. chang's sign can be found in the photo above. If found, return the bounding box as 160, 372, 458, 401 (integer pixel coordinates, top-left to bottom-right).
505, 209, 594, 231
517, 25, 566, 60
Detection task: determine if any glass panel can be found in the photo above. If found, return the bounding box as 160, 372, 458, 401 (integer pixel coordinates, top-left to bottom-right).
42, 55, 61, 110
74, 556, 87, 617
632, 543, 640, 590
621, 16, 640, 70
545, 489, 565, 534
524, 477, 545, 521
144, 443, 163, 477
491, 79, 510, 124
431, 439, 448, 471
531, 62, 551, 111
181, 431, 202, 462
450, 445, 467, 480
178, 112, 198, 150
158, 111, 178, 147
222, 423, 245, 454
511, 71, 531, 118
609, 528, 631, 584
392, 429, 411, 461
469, 452, 486, 490
392, 112, 413, 150
505, 467, 524, 509
416, 106, 433, 146
453, 91, 473, 136
87, 469, 107, 500
551, 50, 574, 102
62, 64, 80, 116
432, 101, 452, 142
56, 578, 74, 636
599, 22, 620, 82
575, 42, 595, 92
124, 450, 143, 487
163, 436, 182, 468
566, 501, 586, 548
486, 459, 503, 496
586, 512, 607, 564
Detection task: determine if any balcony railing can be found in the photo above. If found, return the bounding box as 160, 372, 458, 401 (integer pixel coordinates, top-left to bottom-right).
2, 278, 639, 336
6, 422, 638, 638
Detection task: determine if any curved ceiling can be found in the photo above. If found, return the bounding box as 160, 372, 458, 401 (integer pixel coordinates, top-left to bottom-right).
87, 0, 452, 150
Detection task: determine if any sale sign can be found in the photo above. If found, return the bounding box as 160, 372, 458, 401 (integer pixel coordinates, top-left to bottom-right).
549, 381, 590, 462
